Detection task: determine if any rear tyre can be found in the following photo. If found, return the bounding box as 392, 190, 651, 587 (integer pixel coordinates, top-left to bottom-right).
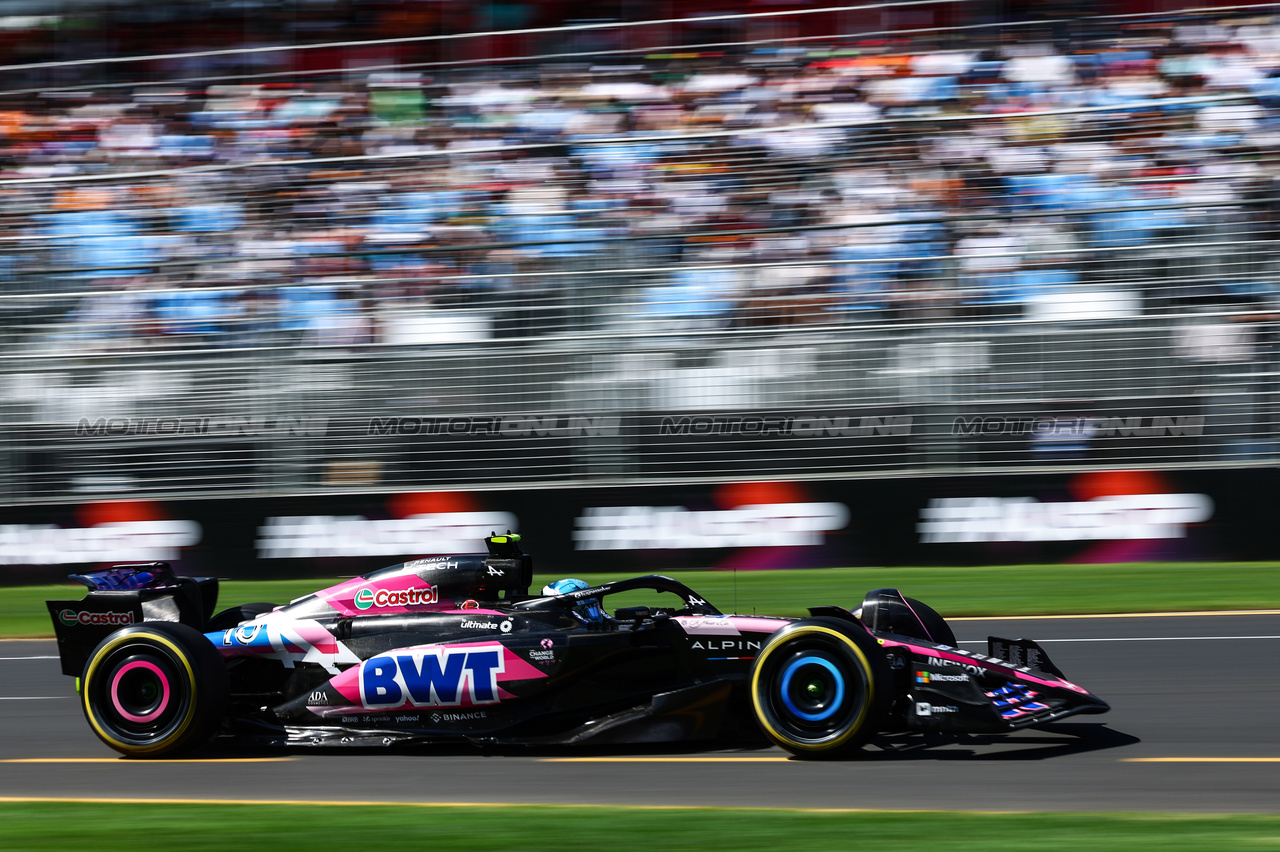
81, 622, 228, 758
750, 618, 889, 759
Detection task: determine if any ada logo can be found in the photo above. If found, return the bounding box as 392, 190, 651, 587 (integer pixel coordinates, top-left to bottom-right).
353, 584, 438, 611
361, 646, 505, 708
58, 609, 134, 627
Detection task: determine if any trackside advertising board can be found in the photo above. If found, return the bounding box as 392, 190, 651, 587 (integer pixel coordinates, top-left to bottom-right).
0, 469, 1272, 584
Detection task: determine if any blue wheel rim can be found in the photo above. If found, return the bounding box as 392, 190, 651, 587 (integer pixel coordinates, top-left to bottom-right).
779, 656, 845, 722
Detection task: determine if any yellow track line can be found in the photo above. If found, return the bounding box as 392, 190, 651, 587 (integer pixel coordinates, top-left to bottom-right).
0, 796, 1027, 814
950, 609, 1280, 621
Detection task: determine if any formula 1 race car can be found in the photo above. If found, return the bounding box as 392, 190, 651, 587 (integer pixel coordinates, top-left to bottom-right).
47, 534, 1108, 759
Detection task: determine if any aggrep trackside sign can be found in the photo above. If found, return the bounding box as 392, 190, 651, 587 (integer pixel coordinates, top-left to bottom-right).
0, 469, 1264, 582
917, 493, 1214, 543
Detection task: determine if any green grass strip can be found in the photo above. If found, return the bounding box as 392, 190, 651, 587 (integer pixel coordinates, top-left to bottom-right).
10, 562, 1280, 639
1, 802, 1280, 851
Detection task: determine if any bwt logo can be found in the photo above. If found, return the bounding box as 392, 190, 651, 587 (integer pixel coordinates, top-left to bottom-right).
360, 647, 504, 708
951, 416, 1205, 438
367, 416, 620, 437
659, 415, 911, 437
76, 417, 329, 438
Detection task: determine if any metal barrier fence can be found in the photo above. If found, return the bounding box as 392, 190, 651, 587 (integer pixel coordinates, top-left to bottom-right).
2, 6, 1279, 502
3, 312, 1276, 500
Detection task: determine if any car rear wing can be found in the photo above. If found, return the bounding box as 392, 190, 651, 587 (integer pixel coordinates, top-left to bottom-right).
46, 562, 218, 677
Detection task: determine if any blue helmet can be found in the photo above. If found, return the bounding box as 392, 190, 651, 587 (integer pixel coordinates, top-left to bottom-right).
542, 577, 604, 623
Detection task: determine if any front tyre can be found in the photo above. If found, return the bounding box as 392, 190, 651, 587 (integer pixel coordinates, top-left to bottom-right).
750, 619, 889, 759
81, 622, 228, 758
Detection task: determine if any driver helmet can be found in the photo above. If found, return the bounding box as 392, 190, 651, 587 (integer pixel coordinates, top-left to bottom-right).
542, 577, 604, 623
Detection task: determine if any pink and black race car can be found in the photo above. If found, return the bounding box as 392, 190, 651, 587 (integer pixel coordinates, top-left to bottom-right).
47, 534, 1108, 759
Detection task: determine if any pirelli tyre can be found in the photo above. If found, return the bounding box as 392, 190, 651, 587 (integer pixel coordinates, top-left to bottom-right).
750, 618, 890, 759
81, 622, 228, 758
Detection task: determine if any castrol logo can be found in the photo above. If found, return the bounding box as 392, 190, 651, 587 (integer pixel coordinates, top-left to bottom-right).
58, 609, 135, 627
353, 585, 438, 611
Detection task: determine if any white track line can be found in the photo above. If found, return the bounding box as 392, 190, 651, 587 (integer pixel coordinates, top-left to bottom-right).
950, 609, 1280, 621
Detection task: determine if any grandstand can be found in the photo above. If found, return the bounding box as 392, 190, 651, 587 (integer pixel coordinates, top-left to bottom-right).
0, 1, 1278, 505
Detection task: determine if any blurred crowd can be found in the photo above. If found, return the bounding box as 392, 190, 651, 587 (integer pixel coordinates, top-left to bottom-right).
2, 6, 1280, 351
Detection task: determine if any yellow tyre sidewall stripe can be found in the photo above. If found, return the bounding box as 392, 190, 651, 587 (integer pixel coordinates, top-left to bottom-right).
82, 631, 199, 756
750, 625, 874, 753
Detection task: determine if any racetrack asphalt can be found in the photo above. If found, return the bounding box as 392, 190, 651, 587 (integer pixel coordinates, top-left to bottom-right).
3, 612, 1279, 814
